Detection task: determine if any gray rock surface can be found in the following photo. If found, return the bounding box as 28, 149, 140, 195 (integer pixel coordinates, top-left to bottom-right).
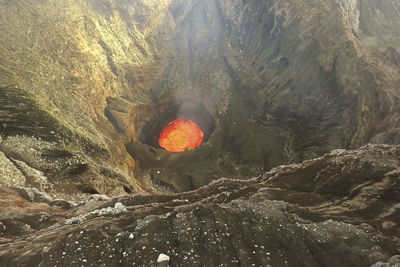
0, 145, 399, 266
0, 152, 26, 187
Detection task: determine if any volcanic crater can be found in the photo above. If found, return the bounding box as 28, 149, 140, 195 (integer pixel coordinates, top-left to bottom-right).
0, 0, 400, 266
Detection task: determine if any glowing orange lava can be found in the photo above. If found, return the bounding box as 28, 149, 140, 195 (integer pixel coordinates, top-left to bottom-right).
158, 119, 204, 152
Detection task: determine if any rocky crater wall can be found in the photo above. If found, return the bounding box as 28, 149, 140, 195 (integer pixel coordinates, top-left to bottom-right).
1, 1, 400, 266
0, 0, 399, 195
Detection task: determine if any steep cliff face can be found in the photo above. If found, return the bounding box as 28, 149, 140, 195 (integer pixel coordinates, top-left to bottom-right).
0, 0, 167, 195
0, 0, 400, 193
219, 0, 400, 156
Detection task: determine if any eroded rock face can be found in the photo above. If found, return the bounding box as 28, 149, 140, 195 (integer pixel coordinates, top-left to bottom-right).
0, 145, 399, 266
1, 0, 399, 193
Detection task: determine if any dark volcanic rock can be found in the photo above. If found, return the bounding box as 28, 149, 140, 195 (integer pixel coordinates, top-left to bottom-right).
0, 145, 399, 266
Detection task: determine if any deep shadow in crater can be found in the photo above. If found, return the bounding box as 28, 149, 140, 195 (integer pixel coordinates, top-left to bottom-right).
140, 99, 215, 149
124, 98, 230, 192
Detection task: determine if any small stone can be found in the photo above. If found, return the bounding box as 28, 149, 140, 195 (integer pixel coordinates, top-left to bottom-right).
157, 253, 170, 266
114, 202, 127, 212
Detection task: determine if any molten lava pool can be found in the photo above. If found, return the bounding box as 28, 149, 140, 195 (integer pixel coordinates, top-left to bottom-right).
158, 119, 204, 152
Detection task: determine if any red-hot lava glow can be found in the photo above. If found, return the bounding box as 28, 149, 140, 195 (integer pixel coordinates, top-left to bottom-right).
158, 119, 204, 152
